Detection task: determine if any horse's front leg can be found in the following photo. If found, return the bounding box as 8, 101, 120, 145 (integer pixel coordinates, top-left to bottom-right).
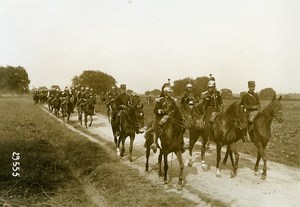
84, 113, 88, 128
163, 153, 168, 184
145, 146, 151, 171
216, 143, 222, 178
200, 133, 208, 171
254, 142, 263, 177
230, 143, 239, 178
120, 136, 125, 157
116, 135, 122, 156
188, 129, 198, 167
260, 144, 268, 180
89, 115, 93, 127
158, 150, 163, 177
176, 151, 184, 191
128, 134, 135, 162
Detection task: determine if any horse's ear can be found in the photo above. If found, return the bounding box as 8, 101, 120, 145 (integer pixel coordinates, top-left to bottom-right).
272, 94, 276, 102
278, 95, 282, 101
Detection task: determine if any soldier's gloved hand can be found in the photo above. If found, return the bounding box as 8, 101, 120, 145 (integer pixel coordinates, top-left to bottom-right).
158, 109, 164, 114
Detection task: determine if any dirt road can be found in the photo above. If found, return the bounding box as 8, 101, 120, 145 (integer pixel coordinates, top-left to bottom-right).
45, 108, 300, 207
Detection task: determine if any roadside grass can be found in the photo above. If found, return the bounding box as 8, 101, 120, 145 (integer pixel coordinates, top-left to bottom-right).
0, 97, 197, 207
96, 97, 300, 168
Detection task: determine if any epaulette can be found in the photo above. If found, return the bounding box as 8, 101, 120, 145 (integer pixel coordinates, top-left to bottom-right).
155, 97, 163, 102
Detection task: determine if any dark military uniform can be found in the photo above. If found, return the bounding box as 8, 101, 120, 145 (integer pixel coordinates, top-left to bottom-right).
241, 91, 260, 112
113, 91, 132, 137
181, 90, 195, 106
202, 90, 223, 124
241, 81, 261, 142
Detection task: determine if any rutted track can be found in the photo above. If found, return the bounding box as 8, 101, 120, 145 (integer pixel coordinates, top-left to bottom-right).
41, 106, 300, 207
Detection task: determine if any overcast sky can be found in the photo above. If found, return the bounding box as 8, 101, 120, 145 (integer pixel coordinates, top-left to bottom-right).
0, 0, 299, 94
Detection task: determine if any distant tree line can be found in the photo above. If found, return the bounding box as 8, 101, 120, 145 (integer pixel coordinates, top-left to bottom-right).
0, 65, 30, 94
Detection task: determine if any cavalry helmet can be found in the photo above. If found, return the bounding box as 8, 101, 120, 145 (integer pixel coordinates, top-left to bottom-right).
208, 80, 216, 87
163, 86, 173, 94
186, 83, 192, 88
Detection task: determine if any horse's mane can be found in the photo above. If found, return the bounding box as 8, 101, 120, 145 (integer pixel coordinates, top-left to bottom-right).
225, 101, 240, 117
164, 106, 184, 137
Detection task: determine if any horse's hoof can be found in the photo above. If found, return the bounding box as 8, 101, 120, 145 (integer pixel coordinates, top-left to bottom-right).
216, 173, 222, 178
230, 171, 237, 178
222, 159, 227, 165
158, 172, 163, 177
164, 180, 168, 185
254, 171, 260, 176
150, 144, 157, 153
188, 161, 192, 167
201, 163, 208, 171
261, 174, 267, 180
177, 184, 183, 191
129, 157, 133, 162
116, 148, 120, 156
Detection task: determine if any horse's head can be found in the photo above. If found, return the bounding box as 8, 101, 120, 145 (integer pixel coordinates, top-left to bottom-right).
133, 104, 145, 129
226, 101, 247, 130
269, 95, 284, 123
236, 103, 248, 130
179, 104, 194, 129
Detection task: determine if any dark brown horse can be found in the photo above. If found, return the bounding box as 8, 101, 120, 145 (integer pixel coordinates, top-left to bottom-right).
250, 95, 284, 180
183, 101, 247, 177
209, 101, 248, 177
114, 104, 144, 162
145, 106, 186, 190
61, 95, 74, 123
51, 97, 61, 117
180, 102, 210, 169
81, 97, 94, 128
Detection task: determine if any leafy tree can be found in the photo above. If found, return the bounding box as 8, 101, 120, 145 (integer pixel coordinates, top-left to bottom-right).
50, 85, 61, 90
38, 86, 48, 90
173, 77, 193, 96
0, 65, 30, 93
72, 70, 117, 95
259, 88, 276, 100
172, 76, 209, 98
220, 88, 233, 99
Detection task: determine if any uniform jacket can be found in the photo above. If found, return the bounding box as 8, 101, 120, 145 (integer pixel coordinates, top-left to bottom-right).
241, 91, 261, 111
202, 90, 223, 111
115, 92, 132, 110
154, 96, 177, 117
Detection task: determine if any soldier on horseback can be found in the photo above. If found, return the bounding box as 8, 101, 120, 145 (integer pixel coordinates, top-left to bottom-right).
240, 81, 261, 142
113, 84, 132, 137
181, 82, 197, 109
148, 83, 185, 152
202, 74, 224, 148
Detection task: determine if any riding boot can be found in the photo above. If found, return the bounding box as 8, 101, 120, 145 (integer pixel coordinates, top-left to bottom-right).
206, 122, 213, 150
150, 132, 158, 153
243, 122, 252, 142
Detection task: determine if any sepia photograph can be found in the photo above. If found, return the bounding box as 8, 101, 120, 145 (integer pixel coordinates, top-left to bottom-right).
0, 0, 299, 206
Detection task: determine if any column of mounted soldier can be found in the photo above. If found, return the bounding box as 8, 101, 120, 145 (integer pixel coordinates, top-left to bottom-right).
32, 74, 261, 146
32, 74, 277, 184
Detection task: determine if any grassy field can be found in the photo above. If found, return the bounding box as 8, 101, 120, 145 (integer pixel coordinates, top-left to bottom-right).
0, 97, 197, 207
96, 97, 300, 168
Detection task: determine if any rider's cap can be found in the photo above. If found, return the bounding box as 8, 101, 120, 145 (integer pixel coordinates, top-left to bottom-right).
120, 84, 126, 90
248, 81, 256, 87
